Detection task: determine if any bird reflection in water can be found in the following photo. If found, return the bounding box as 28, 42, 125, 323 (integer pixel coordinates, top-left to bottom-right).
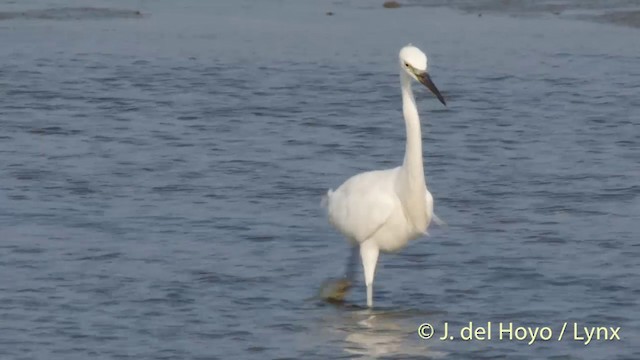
320, 307, 447, 359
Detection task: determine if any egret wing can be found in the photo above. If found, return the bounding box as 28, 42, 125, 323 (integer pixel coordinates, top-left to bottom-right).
425, 190, 446, 230
327, 171, 398, 242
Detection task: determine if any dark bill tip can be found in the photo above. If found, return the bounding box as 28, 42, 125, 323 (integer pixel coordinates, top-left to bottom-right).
417, 72, 446, 106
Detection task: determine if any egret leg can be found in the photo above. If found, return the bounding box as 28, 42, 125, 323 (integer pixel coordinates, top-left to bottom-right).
319, 245, 359, 303
360, 240, 380, 308
345, 245, 359, 282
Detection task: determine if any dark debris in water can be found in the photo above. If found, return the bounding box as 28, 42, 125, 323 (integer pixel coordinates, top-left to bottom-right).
0, 7, 143, 21
383, 1, 402, 9
402, 0, 640, 28
593, 10, 640, 28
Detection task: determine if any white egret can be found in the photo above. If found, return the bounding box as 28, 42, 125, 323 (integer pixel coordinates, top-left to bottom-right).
325, 44, 446, 308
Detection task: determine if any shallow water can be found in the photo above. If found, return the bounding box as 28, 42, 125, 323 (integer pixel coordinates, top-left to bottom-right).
0, 1, 639, 359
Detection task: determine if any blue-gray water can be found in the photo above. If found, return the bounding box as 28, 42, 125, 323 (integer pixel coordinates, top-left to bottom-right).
1, 1, 639, 359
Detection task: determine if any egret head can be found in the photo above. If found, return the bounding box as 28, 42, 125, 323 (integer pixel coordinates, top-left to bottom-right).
399, 44, 446, 106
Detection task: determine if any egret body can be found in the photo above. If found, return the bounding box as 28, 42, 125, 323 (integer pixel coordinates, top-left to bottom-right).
325, 45, 446, 308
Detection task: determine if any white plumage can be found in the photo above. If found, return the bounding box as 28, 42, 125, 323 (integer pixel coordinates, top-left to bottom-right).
325, 44, 447, 308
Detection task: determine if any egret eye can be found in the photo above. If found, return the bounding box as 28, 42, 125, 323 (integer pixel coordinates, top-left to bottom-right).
404, 63, 409, 68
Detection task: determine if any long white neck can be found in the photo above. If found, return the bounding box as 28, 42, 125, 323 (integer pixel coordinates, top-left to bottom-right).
398, 72, 427, 233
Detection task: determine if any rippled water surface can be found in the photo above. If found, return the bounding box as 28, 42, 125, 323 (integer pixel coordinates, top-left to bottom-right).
1, 1, 639, 359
